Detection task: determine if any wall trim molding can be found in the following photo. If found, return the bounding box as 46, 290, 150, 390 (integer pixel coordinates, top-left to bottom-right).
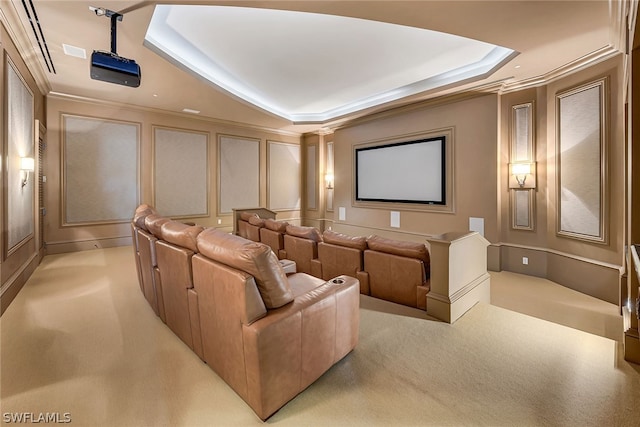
0, 252, 38, 297
47, 92, 303, 138
493, 242, 624, 273
45, 236, 132, 255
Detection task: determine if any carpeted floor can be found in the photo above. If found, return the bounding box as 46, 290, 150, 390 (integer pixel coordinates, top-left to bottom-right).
1, 246, 639, 426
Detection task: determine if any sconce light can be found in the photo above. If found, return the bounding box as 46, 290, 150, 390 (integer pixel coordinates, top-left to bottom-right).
325, 172, 334, 190
509, 162, 535, 189
20, 157, 35, 188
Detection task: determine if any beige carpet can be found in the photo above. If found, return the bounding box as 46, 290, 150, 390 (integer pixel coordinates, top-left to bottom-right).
1, 246, 640, 426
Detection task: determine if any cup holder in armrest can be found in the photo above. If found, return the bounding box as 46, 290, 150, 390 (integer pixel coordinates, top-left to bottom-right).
331, 278, 345, 285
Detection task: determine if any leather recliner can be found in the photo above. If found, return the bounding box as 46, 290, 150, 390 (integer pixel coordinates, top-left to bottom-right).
258, 218, 289, 259
282, 225, 323, 276
359, 235, 431, 310
154, 220, 205, 359
192, 228, 360, 420
311, 230, 369, 294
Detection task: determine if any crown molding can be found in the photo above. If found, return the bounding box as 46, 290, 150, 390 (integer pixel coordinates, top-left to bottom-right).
0, 3, 51, 95
500, 45, 621, 94
47, 91, 303, 138
329, 79, 508, 132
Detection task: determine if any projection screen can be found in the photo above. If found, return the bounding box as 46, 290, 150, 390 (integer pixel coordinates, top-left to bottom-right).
355, 136, 446, 205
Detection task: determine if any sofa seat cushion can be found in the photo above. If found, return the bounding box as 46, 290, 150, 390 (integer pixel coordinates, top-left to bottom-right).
161, 221, 204, 252
197, 228, 293, 309
286, 272, 325, 298
367, 235, 430, 273
323, 230, 367, 251
286, 225, 323, 242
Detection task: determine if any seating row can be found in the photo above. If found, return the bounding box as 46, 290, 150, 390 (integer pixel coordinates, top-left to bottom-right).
236, 211, 431, 310
131, 205, 360, 420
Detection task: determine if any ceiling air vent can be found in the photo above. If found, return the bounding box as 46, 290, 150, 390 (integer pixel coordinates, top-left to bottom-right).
21, 0, 56, 73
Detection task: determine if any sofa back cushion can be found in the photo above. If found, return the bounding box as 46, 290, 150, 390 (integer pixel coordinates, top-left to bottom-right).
240, 211, 258, 221
145, 214, 171, 239
323, 230, 367, 251
161, 221, 204, 252
264, 218, 288, 232
133, 204, 157, 230
248, 216, 265, 227
197, 228, 293, 309
285, 225, 323, 242
367, 235, 430, 268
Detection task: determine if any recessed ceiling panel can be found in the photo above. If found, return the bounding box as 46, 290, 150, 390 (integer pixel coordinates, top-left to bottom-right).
145, 5, 517, 123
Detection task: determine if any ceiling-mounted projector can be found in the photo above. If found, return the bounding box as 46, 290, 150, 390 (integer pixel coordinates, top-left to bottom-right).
89, 7, 141, 87
91, 51, 140, 87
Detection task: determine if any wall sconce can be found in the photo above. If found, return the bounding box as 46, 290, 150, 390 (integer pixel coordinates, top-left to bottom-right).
325, 172, 334, 189
20, 157, 35, 188
509, 162, 536, 189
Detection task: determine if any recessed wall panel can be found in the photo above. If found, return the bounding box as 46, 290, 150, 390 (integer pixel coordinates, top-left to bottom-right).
218, 135, 260, 214
268, 141, 300, 211
6, 57, 34, 253
63, 115, 139, 224
154, 127, 208, 217
557, 80, 606, 242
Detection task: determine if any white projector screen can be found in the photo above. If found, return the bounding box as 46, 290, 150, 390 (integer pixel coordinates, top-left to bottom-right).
356, 137, 445, 204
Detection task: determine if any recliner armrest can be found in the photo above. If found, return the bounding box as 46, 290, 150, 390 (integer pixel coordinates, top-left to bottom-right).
241, 275, 359, 420
356, 270, 370, 295
310, 259, 322, 279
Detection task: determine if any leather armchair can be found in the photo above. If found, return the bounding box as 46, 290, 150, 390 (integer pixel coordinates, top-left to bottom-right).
192, 228, 359, 420
155, 220, 205, 358
283, 225, 323, 276
259, 218, 288, 258
312, 230, 368, 293
360, 235, 431, 310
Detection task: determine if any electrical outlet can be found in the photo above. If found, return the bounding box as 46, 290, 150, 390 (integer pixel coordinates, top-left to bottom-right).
522, 256, 529, 265
217, 219, 222, 225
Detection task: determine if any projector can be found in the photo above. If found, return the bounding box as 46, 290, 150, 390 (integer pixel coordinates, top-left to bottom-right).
90, 50, 141, 87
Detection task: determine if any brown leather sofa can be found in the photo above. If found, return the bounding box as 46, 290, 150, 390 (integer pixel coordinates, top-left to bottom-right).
282, 225, 323, 276
131, 206, 360, 420
311, 230, 368, 291
259, 218, 289, 259
131, 206, 169, 320
359, 235, 431, 310
231, 211, 432, 310
237, 212, 264, 242
155, 220, 205, 358
193, 228, 359, 420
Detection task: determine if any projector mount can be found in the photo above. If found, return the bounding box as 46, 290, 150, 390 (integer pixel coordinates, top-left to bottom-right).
88, 6, 141, 87
89, 6, 122, 54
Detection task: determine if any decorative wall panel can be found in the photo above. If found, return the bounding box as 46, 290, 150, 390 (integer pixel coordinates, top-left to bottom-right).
510, 102, 535, 231
306, 144, 317, 210
218, 135, 259, 214
267, 141, 300, 211
154, 127, 208, 217
326, 142, 334, 212
6, 57, 34, 254
556, 79, 607, 242
63, 115, 139, 224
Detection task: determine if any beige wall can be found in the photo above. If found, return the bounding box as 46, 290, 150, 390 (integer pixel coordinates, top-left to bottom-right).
44, 96, 301, 253
330, 94, 500, 244
321, 55, 625, 304
0, 21, 46, 314
499, 55, 625, 304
